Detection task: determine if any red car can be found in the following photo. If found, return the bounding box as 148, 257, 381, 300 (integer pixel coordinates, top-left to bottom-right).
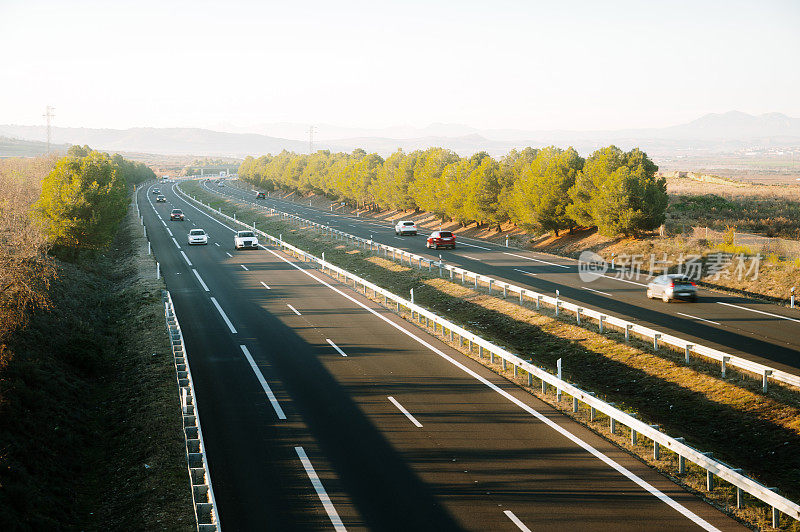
426, 230, 456, 249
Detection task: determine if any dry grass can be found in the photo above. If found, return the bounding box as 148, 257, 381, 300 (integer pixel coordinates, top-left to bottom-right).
184, 179, 800, 530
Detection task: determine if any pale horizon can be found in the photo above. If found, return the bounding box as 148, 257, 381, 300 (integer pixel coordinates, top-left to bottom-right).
2, 0, 799, 133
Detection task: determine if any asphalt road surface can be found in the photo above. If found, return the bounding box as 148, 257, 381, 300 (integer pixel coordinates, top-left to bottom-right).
139, 183, 747, 531
204, 179, 800, 378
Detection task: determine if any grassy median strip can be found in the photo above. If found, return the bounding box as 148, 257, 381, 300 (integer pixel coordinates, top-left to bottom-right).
183, 180, 800, 530
0, 205, 194, 530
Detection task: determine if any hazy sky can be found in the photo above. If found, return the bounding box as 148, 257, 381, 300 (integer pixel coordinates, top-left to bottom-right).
1, 0, 798, 132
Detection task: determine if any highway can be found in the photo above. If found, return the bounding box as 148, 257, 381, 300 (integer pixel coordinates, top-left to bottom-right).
140, 182, 746, 530
205, 179, 800, 378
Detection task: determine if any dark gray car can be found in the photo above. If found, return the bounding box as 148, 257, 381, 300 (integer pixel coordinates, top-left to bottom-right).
646, 274, 698, 302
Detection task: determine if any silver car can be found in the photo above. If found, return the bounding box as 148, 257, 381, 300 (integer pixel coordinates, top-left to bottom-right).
646, 274, 698, 303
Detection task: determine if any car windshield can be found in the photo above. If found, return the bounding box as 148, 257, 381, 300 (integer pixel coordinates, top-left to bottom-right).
190, 230, 205, 235
238, 231, 255, 238
403, 222, 414, 226
439, 231, 453, 237
673, 278, 693, 286
172, 210, 182, 214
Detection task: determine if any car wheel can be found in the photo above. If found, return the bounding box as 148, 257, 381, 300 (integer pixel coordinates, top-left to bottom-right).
662, 293, 670, 303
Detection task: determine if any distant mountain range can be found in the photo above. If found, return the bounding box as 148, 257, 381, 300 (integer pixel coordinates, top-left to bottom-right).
2, 111, 799, 159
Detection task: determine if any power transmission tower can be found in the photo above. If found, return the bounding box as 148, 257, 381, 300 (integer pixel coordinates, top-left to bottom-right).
308, 125, 316, 154
42, 105, 55, 152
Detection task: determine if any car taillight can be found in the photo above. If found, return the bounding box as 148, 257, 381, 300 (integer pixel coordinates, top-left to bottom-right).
668, 282, 675, 288
690, 281, 697, 287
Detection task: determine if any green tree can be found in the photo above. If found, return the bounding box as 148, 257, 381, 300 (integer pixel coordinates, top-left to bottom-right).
567, 146, 665, 236
35, 150, 129, 251
462, 152, 501, 228
512, 146, 583, 235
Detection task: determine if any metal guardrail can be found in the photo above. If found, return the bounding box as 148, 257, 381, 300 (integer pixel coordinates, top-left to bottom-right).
164, 290, 220, 532
178, 183, 799, 527
201, 181, 800, 392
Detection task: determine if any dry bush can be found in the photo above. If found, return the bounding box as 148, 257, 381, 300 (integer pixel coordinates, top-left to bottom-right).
0, 155, 58, 345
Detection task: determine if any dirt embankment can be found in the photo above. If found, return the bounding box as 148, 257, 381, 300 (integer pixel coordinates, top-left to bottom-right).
0, 206, 193, 530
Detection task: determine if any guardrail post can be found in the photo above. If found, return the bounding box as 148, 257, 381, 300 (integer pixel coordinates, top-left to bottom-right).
143, 225, 147, 238
148, 241, 151, 255
599, 315, 604, 333
771, 496, 780, 529
675, 437, 686, 473
589, 392, 596, 421
541, 379, 547, 395
630, 413, 638, 445
488, 279, 493, 294
503, 284, 507, 298
156, 262, 160, 279
474, 274, 478, 289
513, 363, 518, 377
555, 301, 560, 317
576, 308, 581, 325
536, 295, 541, 310
703, 453, 714, 490
763, 369, 772, 393
410, 288, 414, 304
610, 416, 616, 434
625, 324, 632, 342
418, 258, 422, 270
449, 328, 454, 341
572, 396, 578, 412
556, 358, 562, 401
479, 345, 485, 359
721, 355, 730, 378
650, 425, 660, 459
527, 367, 533, 386
461, 271, 465, 285
653, 333, 661, 351
685, 344, 692, 364
519, 289, 524, 304
449, 268, 453, 280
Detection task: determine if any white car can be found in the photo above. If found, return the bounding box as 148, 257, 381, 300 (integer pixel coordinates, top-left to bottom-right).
188, 228, 208, 245
395, 220, 418, 236
234, 230, 258, 250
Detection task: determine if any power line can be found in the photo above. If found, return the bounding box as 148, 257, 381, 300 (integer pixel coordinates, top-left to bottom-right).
308, 125, 316, 154
42, 105, 55, 152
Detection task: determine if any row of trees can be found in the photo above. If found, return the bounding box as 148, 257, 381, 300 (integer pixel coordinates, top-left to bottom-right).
34, 145, 155, 251
238, 145, 667, 237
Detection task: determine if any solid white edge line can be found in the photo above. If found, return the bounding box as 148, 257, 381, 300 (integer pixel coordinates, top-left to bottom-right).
459, 241, 492, 250
717, 301, 800, 323
676, 312, 721, 326
582, 286, 613, 297
172, 237, 182, 249
503, 251, 570, 269
387, 396, 423, 428
287, 304, 302, 316
326, 338, 347, 357
513, 268, 537, 276
210, 296, 237, 334
180, 250, 193, 266
192, 269, 209, 291
260, 281, 271, 289
239, 345, 286, 420
294, 446, 346, 532
504, 510, 532, 532
256, 245, 720, 531
241, 264, 249, 271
